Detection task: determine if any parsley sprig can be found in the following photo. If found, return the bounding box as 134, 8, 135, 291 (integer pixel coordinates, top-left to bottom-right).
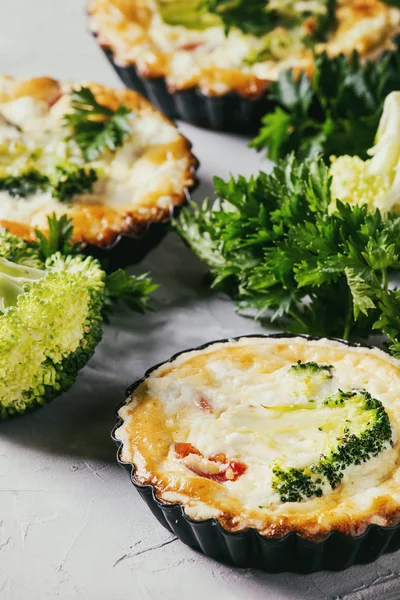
35, 214, 82, 260
250, 47, 400, 161
103, 271, 158, 318
174, 156, 400, 355
64, 87, 133, 161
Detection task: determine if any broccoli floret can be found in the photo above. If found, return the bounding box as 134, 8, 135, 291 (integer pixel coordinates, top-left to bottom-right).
272, 466, 323, 503
0, 215, 156, 418
317, 390, 392, 488
0, 170, 49, 198
289, 360, 333, 376
0, 249, 104, 418
330, 91, 400, 214
0, 163, 98, 201
0, 229, 44, 268
51, 164, 98, 202
271, 389, 392, 502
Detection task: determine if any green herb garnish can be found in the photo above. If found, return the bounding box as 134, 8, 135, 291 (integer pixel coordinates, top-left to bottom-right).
174, 155, 400, 353
201, 0, 274, 36
250, 47, 400, 161
159, 0, 333, 38
65, 87, 133, 161
34, 214, 81, 260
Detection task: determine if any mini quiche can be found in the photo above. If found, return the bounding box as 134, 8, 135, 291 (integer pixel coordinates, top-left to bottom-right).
114, 335, 400, 571
0, 76, 197, 264
88, 0, 400, 130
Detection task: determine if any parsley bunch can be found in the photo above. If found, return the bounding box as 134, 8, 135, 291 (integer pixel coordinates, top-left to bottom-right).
174, 156, 400, 355
250, 47, 400, 161
64, 87, 133, 161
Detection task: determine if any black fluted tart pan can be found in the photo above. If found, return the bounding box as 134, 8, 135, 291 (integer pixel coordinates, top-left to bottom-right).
99, 45, 272, 134
112, 334, 400, 573
82, 188, 195, 271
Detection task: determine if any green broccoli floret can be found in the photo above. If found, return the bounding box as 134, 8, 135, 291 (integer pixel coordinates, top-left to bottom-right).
50, 164, 98, 202
289, 360, 333, 376
272, 389, 392, 502
0, 170, 49, 198
0, 215, 156, 418
0, 229, 44, 268
0, 164, 98, 201
271, 466, 323, 503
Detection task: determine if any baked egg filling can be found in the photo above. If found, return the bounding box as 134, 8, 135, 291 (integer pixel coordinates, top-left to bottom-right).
117, 337, 400, 538
89, 0, 400, 96
0, 76, 194, 245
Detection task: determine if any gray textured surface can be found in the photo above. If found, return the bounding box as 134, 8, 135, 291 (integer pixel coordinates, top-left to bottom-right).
1, 1, 400, 599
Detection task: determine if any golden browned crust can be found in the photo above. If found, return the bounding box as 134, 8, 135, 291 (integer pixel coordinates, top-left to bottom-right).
116, 337, 400, 541
88, 0, 400, 99
0, 76, 198, 248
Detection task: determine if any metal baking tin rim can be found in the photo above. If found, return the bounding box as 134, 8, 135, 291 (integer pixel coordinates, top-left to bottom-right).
111, 332, 400, 571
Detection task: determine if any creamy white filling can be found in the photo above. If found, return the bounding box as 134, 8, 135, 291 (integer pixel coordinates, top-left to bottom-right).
93, 0, 400, 91
0, 84, 188, 223
121, 337, 400, 514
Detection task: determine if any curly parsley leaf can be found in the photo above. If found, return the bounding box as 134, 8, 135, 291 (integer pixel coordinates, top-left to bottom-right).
65, 87, 133, 161
35, 214, 82, 260
174, 155, 400, 349
250, 46, 400, 161
103, 271, 158, 318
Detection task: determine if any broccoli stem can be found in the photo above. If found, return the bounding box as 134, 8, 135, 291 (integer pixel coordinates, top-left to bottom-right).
0, 257, 44, 311
342, 290, 353, 341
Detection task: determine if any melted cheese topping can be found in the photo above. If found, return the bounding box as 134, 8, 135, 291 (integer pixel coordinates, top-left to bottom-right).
116, 337, 400, 539
89, 0, 400, 97
0, 76, 196, 246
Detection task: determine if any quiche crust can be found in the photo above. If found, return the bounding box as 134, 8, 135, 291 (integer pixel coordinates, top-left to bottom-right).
88, 0, 400, 99
116, 336, 400, 541
0, 76, 198, 247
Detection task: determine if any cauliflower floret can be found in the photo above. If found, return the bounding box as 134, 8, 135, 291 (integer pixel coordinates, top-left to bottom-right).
330, 91, 400, 214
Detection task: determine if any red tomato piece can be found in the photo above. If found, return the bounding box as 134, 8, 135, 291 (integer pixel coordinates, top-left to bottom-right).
175, 442, 203, 459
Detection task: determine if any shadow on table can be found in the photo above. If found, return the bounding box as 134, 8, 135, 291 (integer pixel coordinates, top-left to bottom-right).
180, 543, 400, 600
0, 224, 222, 463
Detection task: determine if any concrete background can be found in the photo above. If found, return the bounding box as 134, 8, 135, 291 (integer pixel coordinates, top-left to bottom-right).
1, 1, 400, 598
